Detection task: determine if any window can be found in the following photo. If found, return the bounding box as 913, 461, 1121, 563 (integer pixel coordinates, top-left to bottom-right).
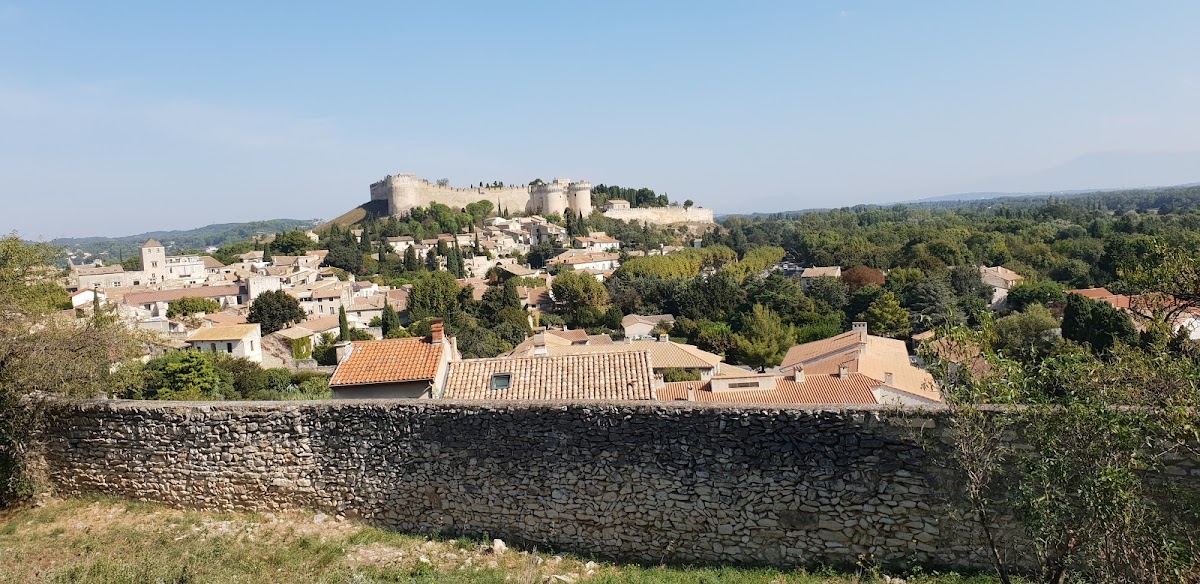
729, 381, 760, 389
226, 342, 233, 353
249, 341, 255, 352
210, 343, 217, 352
489, 373, 512, 390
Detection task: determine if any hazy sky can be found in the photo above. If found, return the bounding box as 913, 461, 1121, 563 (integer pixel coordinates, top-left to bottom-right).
4, 1, 1200, 238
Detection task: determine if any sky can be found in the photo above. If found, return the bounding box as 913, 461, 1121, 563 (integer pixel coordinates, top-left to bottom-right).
3, 1, 1200, 238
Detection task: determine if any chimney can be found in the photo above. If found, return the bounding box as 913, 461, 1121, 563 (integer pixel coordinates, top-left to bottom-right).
852, 321, 868, 341
793, 367, 805, 383
430, 319, 445, 345
335, 341, 352, 363
686, 385, 696, 402
838, 364, 849, 379
884, 372, 894, 386
532, 331, 548, 357
658, 334, 669, 343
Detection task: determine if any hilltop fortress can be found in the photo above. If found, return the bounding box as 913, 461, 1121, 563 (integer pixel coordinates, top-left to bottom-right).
371, 175, 592, 218
369, 174, 714, 224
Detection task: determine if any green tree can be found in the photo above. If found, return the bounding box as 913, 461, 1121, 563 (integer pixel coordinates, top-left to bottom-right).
1, 237, 143, 504
1006, 280, 1065, 311
862, 291, 911, 338
992, 303, 1059, 357
408, 271, 462, 321
160, 351, 223, 400
338, 306, 350, 342
733, 304, 794, 372
272, 230, 314, 256
551, 270, 609, 325
166, 297, 221, 318
380, 300, 402, 337
805, 276, 849, 311
1062, 294, 1136, 353
247, 289, 306, 335
403, 245, 421, 272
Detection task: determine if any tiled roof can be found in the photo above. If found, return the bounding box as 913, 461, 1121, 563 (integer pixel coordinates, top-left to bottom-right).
298, 315, 341, 333
781, 331, 940, 402
621, 314, 676, 328
124, 284, 241, 305
187, 324, 260, 342
75, 264, 124, 276
203, 312, 247, 326
199, 256, 225, 269
1068, 287, 1114, 299
348, 294, 388, 312
507, 338, 722, 370
801, 266, 841, 278
142, 239, 162, 248
329, 338, 446, 387
442, 352, 655, 401
545, 328, 590, 344
311, 287, 346, 300
656, 374, 879, 405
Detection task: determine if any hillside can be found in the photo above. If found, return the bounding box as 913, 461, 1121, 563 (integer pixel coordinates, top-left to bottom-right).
317, 199, 390, 231
51, 218, 321, 260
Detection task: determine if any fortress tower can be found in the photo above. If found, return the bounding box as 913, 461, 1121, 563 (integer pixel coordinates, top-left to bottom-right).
567, 180, 592, 218
531, 178, 569, 217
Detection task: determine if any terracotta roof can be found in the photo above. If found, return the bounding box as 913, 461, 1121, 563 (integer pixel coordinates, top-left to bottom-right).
801, 266, 842, 278
124, 284, 241, 305
545, 328, 590, 344
329, 338, 447, 387
348, 294, 388, 312
507, 338, 722, 370
1068, 287, 1114, 299
142, 239, 162, 248
657, 374, 879, 405
503, 264, 537, 277
442, 352, 655, 401
781, 330, 940, 402
187, 324, 260, 342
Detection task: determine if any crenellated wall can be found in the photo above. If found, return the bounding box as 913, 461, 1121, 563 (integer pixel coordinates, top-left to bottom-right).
39, 400, 1196, 571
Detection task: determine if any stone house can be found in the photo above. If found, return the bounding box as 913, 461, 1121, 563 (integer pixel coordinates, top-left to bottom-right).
185, 324, 263, 363
328, 323, 458, 399
979, 266, 1024, 309
621, 314, 676, 339
123, 284, 244, 318
800, 266, 842, 290
779, 322, 941, 405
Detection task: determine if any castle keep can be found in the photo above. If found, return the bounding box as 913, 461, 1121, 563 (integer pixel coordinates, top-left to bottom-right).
371, 175, 593, 218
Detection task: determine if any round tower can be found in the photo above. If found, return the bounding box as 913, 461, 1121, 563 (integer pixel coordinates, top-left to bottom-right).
532, 179, 568, 217
567, 181, 592, 218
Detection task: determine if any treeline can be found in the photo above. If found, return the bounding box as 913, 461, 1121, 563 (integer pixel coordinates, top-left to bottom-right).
590, 184, 671, 209
709, 188, 1200, 290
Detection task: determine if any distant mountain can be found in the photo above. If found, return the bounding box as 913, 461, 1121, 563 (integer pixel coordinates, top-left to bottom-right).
52, 219, 321, 261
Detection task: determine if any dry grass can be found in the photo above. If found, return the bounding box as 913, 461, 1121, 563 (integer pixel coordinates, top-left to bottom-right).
0, 496, 1001, 583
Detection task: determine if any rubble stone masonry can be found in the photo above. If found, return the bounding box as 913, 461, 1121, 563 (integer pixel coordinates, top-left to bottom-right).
37, 400, 1199, 570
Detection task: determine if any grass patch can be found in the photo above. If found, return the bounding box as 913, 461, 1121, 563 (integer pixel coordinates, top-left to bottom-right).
0, 496, 1007, 583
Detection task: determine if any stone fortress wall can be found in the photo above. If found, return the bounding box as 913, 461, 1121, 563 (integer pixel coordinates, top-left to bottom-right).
603, 206, 715, 225
39, 399, 1188, 571
368, 174, 712, 224
370, 175, 592, 218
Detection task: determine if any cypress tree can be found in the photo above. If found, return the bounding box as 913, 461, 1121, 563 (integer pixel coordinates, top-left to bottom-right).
338, 306, 349, 341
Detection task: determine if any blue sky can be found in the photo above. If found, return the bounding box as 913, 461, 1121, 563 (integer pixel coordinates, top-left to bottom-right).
3, 1, 1200, 238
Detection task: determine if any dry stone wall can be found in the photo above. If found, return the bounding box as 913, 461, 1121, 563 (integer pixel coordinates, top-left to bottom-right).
602, 206, 714, 225
40, 399, 1181, 571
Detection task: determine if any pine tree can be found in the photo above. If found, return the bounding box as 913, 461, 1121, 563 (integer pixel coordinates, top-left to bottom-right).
403, 246, 420, 272
425, 250, 439, 271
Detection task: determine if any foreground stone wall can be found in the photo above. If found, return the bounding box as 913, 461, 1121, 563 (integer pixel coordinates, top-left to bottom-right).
40, 400, 997, 569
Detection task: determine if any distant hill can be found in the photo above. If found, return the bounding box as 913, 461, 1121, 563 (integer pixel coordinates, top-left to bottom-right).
52, 219, 322, 261
317, 200, 389, 231
720, 182, 1200, 219
910, 182, 1200, 204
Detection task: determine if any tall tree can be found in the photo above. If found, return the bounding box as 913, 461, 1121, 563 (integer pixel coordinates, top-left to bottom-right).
338, 306, 350, 342
733, 304, 794, 372
862, 292, 911, 338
